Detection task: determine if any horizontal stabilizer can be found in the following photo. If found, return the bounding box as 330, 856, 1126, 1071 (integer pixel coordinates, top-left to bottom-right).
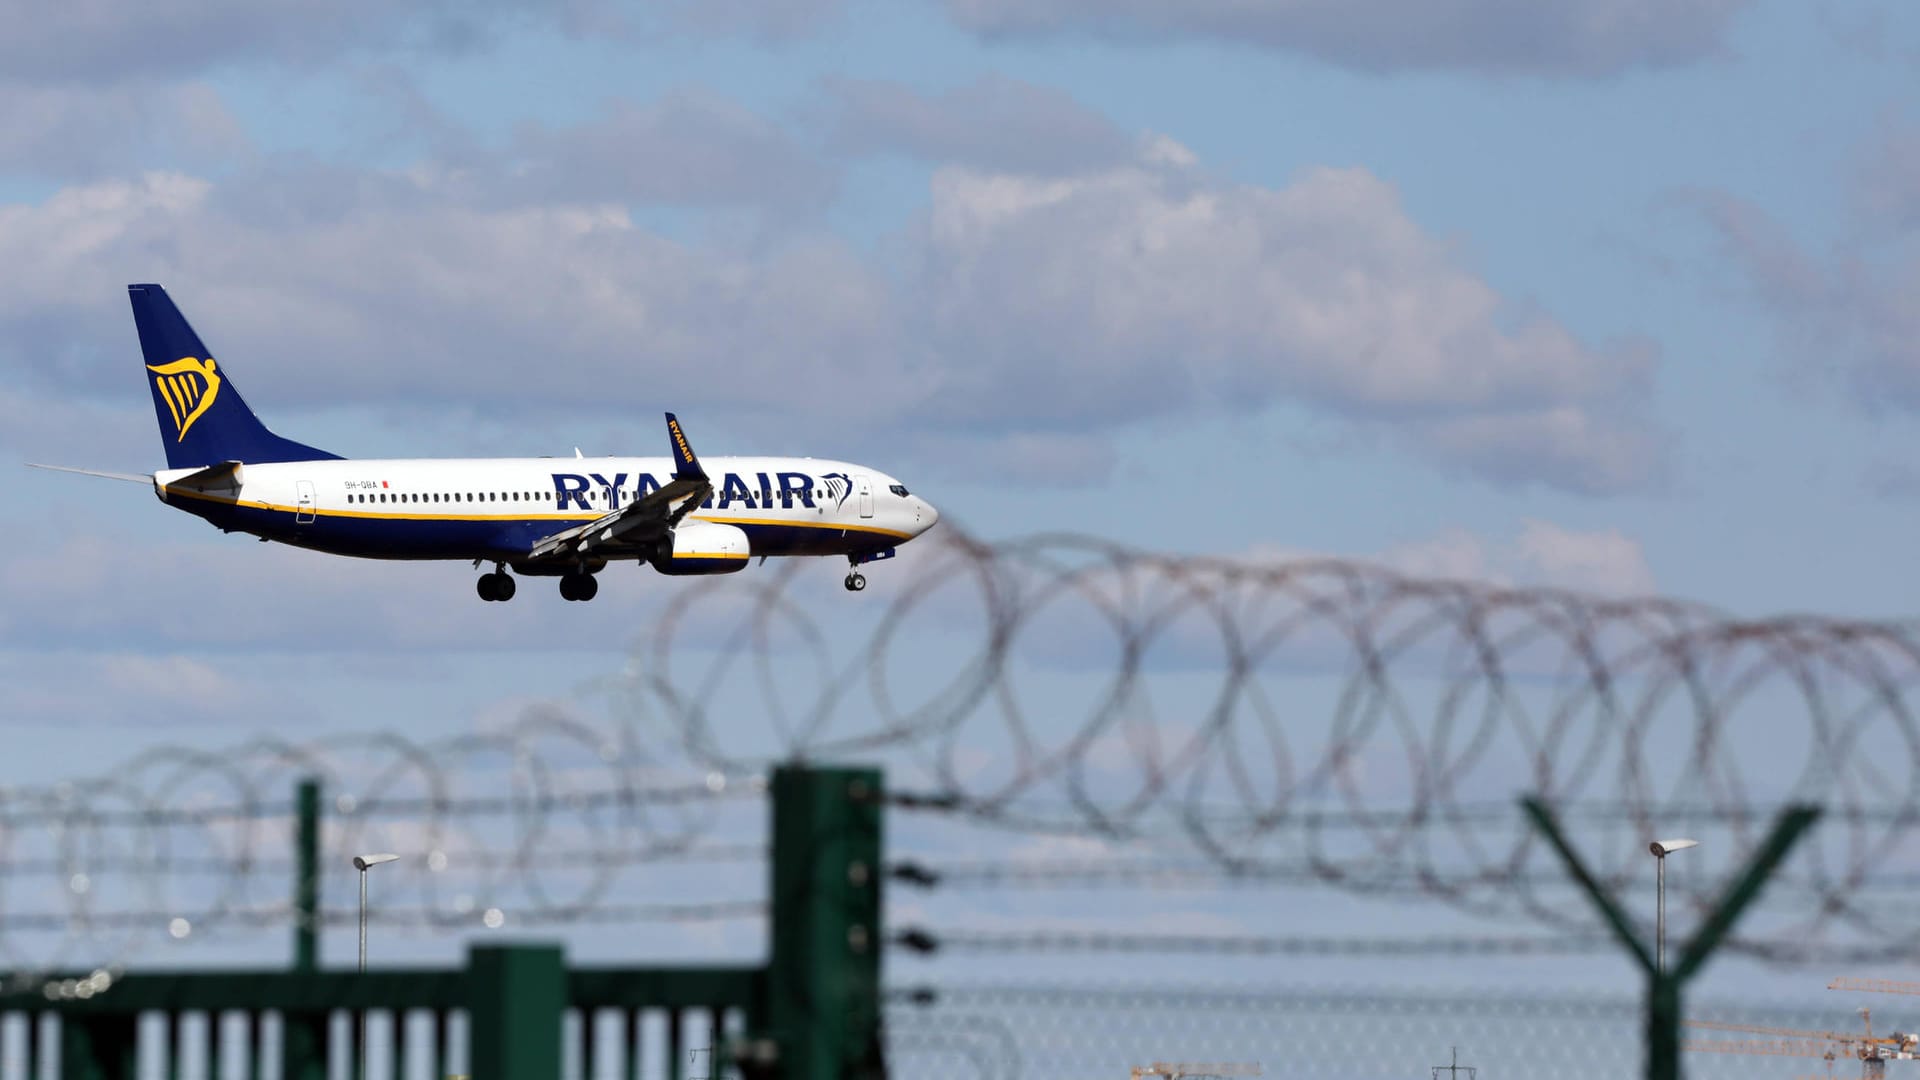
171, 460, 244, 488
26, 463, 149, 483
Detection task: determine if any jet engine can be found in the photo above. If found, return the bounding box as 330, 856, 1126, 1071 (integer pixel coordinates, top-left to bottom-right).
649, 521, 750, 575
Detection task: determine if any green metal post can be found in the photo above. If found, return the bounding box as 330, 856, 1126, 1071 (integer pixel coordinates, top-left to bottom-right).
669, 1008, 683, 1080
60, 1014, 137, 1080
390, 1010, 405, 1080
1522, 797, 1819, 1080
766, 766, 885, 1080
294, 778, 320, 973
281, 1012, 328, 1080
467, 943, 566, 1080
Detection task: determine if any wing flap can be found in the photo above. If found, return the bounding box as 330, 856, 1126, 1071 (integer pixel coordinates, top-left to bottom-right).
528, 476, 709, 561
526, 414, 716, 563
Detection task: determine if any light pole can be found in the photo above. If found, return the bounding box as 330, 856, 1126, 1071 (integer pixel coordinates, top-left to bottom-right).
1648, 838, 1698, 976
353, 853, 399, 1080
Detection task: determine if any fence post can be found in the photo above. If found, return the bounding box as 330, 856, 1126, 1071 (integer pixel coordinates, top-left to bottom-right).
467, 943, 566, 1080
281, 1011, 328, 1080
294, 778, 320, 973
60, 1015, 137, 1080
767, 765, 885, 1080
1522, 797, 1819, 1080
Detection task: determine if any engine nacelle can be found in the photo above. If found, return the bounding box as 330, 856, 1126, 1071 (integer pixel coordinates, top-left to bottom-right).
649, 521, 751, 575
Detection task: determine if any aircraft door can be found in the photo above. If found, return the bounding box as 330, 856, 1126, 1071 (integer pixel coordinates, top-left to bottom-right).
857, 475, 874, 519
295, 480, 317, 524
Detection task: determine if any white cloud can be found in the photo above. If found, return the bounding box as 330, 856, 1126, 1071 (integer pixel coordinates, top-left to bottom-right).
1379, 520, 1656, 596
0, 650, 283, 728
498, 93, 838, 211
1692, 124, 1920, 417
822, 75, 1138, 176
0, 121, 1661, 494
913, 158, 1662, 491
1511, 519, 1657, 595
0, 0, 563, 83
0, 82, 246, 180
1252, 519, 1657, 596
941, 0, 1754, 77
0, 521, 687, 654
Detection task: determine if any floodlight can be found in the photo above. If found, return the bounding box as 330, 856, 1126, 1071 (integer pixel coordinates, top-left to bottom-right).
1648, 837, 1702, 975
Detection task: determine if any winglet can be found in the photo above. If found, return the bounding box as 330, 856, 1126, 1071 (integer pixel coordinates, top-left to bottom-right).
665, 412, 706, 482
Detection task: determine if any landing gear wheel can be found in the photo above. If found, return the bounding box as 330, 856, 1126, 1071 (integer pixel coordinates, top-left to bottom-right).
477, 571, 516, 602
560, 572, 599, 602
844, 572, 867, 592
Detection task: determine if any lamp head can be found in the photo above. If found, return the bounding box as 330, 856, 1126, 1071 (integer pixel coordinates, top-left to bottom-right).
1649, 838, 1699, 857
353, 853, 401, 871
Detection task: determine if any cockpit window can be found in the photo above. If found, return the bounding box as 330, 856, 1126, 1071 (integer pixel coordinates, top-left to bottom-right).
889, 484, 909, 497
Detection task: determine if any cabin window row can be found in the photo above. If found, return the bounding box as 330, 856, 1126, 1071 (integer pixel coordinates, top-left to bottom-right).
347, 487, 832, 506
348, 491, 554, 504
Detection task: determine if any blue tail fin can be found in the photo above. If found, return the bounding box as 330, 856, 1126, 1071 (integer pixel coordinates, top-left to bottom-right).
130, 284, 341, 469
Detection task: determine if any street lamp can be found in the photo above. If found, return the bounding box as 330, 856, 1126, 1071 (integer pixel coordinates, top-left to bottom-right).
1649, 838, 1699, 975
353, 852, 399, 1080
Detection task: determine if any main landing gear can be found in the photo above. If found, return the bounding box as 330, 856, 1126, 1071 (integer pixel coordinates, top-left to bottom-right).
477, 567, 517, 602
559, 571, 599, 602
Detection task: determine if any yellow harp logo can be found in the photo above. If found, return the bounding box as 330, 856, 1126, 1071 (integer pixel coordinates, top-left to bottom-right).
147, 357, 221, 443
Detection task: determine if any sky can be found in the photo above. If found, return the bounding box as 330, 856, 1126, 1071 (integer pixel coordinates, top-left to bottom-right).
5, 0, 1920, 1073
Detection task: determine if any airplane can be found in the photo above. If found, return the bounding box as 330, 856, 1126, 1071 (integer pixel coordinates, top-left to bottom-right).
31, 284, 940, 602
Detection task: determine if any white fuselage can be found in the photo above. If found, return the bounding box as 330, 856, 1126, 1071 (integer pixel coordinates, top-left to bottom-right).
154, 455, 937, 565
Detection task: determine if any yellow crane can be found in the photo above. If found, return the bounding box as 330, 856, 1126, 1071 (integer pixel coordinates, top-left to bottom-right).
1685, 1011, 1918, 1080
1129, 1065, 1262, 1079
1833, 978, 1920, 997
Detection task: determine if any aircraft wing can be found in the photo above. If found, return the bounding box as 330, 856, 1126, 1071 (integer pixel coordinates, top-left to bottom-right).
525, 413, 711, 563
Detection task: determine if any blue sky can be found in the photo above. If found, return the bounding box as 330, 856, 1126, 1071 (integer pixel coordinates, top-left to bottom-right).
8, 0, 1920, 621
3, 0, 1920, 1069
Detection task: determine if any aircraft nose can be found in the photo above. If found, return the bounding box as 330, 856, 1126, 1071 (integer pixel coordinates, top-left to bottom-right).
916, 497, 940, 533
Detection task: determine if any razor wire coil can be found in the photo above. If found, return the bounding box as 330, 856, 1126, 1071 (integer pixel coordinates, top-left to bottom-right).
5, 529, 1920, 968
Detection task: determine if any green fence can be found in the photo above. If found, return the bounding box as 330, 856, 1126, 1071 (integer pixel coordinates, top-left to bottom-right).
0, 765, 883, 1080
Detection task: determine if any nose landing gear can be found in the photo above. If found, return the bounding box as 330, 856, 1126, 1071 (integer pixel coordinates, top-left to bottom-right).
559, 571, 599, 602
844, 549, 894, 592
476, 567, 517, 602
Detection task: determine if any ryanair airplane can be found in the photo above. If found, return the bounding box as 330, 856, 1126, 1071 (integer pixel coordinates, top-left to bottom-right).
34, 285, 939, 602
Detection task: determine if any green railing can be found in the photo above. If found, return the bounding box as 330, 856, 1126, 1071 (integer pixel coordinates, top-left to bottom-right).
0, 765, 883, 1080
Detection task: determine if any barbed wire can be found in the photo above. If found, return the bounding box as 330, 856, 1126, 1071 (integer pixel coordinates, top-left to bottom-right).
881, 983, 1843, 1080
627, 529, 1920, 951
0, 708, 770, 975
888, 928, 1621, 957
3, 529, 1920, 970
